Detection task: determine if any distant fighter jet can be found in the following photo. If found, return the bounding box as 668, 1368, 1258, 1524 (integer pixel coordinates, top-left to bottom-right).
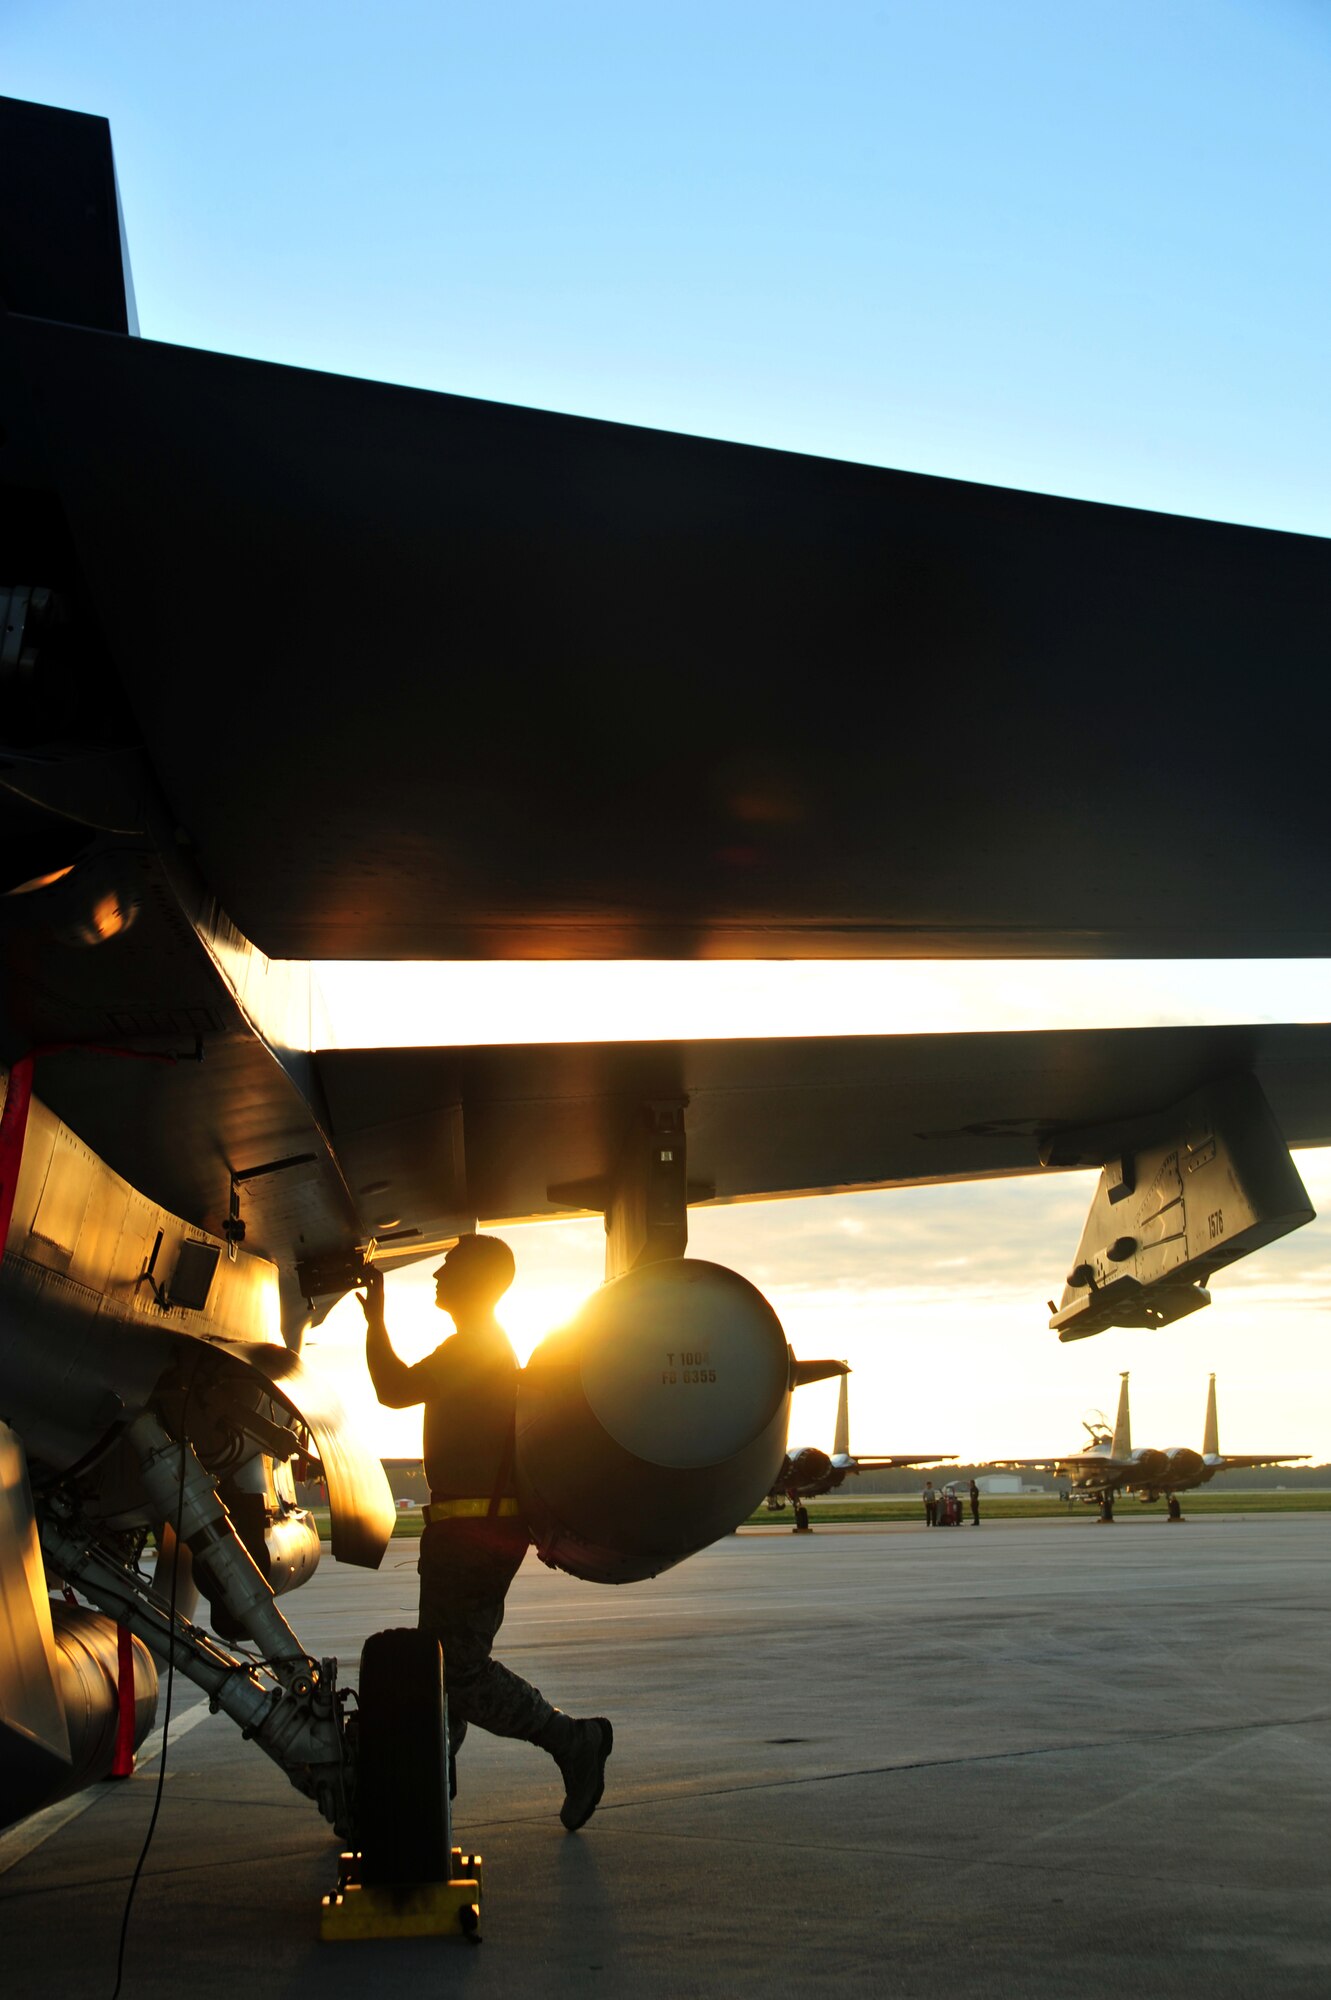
997, 1373, 1307, 1520
768, 1365, 952, 1525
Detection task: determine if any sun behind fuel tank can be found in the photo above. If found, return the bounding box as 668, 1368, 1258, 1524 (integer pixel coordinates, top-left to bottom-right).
515, 1259, 791, 1583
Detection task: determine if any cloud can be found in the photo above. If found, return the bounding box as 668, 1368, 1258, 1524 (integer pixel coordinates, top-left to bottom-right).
688, 1172, 1101, 1298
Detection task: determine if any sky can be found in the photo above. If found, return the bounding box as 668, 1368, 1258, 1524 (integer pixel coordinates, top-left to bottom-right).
9, 0, 1331, 534
7, 2, 1330, 1458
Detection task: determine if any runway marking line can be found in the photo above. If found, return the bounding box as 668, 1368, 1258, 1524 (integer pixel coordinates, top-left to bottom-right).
0, 1702, 213, 1879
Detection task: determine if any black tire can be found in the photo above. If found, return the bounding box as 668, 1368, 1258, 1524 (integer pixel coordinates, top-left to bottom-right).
355, 1627, 450, 1885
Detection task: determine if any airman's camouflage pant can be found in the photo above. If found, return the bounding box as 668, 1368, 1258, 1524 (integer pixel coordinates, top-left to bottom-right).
417, 1518, 555, 1757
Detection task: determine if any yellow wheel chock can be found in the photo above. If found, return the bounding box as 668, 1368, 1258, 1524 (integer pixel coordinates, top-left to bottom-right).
320, 1848, 483, 1942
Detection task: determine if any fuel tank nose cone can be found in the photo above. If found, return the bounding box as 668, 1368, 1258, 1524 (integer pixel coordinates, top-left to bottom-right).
516, 1259, 792, 1583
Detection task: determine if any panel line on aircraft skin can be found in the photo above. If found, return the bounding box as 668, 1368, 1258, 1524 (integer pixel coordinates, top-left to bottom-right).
0, 1701, 211, 1879
454, 1709, 1331, 1831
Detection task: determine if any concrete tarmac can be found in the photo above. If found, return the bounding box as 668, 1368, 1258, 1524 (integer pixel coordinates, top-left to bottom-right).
3, 1515, 1328, 1999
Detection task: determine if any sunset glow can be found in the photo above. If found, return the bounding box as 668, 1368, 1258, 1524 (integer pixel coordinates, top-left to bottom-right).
293, 958, 1331, 1468
308, 1147, 1331, 1467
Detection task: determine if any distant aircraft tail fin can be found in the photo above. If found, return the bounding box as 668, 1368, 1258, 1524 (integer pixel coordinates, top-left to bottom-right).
1111, 1372, 1131, 1458
1203, 1373, 1219, 1456
833, 1369, 851, 1457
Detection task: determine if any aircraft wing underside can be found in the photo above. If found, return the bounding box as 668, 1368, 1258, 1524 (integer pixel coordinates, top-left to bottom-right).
8, 1022, 1330, 1281
4, 277, 1331, 964
314, 1023, 1331, 1254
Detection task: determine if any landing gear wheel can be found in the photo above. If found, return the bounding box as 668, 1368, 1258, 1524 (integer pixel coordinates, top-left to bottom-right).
355, 1627, 450, 1886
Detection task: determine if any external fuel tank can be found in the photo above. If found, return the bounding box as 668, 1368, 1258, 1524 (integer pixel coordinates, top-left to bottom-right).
515, 1260, 791, 1583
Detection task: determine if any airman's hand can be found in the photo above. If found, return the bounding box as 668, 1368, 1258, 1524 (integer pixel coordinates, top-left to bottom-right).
356, 1265, 385, 1326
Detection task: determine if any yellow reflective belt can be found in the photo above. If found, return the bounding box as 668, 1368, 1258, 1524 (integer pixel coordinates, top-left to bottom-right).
424, 1497, 520, 1523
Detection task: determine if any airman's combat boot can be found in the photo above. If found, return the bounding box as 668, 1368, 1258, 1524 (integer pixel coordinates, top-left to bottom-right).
535, 1711, 614, 1829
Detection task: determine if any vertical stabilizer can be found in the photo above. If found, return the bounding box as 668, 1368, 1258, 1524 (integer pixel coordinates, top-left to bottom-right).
0, 97, 139, 334
1111, 1372, 1131, 1457
1203, 1373, 1219, 1457
833, 1368, 851, 1457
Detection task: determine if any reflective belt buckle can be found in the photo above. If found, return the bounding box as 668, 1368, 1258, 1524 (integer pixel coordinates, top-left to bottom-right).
424, 1497, 520, 1523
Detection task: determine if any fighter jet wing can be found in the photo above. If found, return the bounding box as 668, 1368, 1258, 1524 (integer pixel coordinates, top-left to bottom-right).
846, 1455, 956, 1469
11, 1015, 1331, 1285
1216, 1454, 1310, 1469
6, 296, 1331, 964
313, 1023, 1331, 1259
4, 95, 1331, 1286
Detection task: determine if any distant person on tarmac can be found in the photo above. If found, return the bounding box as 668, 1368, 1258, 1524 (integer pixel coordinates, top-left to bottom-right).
969, 1479, 981, 1526
922, 1479, 938, 1527
359, 1235, 612, 1830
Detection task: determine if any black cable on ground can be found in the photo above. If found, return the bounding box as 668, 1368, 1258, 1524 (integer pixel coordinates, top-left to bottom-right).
110, 1366, 199, 1999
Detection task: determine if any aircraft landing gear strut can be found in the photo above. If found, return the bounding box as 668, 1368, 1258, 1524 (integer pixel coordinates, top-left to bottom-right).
38, 1496, 355, 1836
41, 1426, 474, 1932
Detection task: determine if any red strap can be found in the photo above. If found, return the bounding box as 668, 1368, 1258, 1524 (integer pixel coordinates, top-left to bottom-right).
0, 1054, 35, 1266
111, 1622, 137, 1778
